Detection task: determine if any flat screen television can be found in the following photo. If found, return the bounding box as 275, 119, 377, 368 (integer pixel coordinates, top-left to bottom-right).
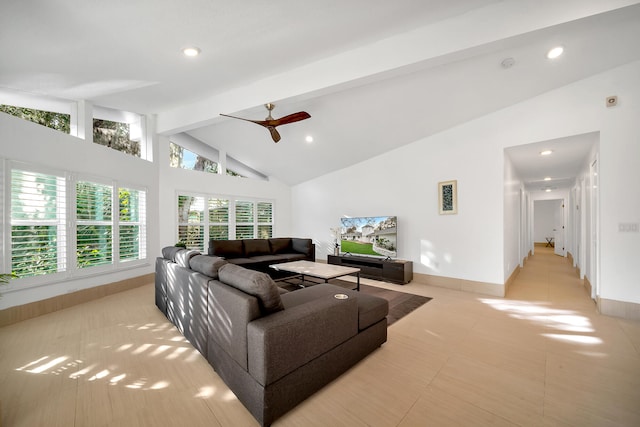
340, 216, 397, 258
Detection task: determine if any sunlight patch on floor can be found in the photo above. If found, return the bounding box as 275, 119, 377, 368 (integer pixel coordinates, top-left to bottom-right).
542, 333, 603, 345
480, 298, 601, 346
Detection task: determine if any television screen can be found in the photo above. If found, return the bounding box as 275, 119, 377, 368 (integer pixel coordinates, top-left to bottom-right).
340, 216, 397, 258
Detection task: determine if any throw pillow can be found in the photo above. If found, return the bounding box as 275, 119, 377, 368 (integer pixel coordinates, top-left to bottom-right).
175, 249, 200, 268
218, 263, 284, 314
189, 255, 228, 279
161, 246, 183, 262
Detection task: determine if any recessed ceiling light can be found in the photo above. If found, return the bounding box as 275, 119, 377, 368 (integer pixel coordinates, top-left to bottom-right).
546, 46, 564, 59
305, 135, 314, 143
182, 47, 201, 57
544, 177, 552, 181
540, 150, 553, 156
545, 188, 552, 192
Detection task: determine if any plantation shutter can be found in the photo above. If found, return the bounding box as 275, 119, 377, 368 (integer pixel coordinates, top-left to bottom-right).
208, 198, 229, 240
177, 195, 205, 251
10, 168, 67, 277
235, 200, 254, 239
76, 181, 113, 268
257, 201, 273, 239
119, 187, 146, 262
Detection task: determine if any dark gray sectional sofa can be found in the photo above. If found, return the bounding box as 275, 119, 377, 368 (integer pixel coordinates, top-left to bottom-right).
155, 245, 388, 426
208, 237, 315, 274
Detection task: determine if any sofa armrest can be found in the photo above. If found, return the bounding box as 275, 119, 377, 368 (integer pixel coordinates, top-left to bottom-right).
247, 294, 358, 386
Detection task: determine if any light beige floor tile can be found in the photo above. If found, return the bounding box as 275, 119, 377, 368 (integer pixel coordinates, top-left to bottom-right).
429, 354, 545, 426
2, 246, 640, 426
399, 385, 519, 427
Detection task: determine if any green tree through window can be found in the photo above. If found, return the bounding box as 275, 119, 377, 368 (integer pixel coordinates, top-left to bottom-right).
1, 104, 70, 133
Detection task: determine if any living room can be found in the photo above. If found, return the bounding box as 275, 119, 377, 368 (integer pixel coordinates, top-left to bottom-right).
1, 1, 640, 425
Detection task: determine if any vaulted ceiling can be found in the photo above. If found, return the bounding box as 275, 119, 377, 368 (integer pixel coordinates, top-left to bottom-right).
2, 0, 640, 185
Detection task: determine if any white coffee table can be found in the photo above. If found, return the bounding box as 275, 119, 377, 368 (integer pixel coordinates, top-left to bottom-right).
270, 260, 361, 291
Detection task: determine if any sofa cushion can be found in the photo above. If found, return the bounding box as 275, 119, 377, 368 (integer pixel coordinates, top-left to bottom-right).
227, 257, 258, 266
269, 238, 292, 254
175, 249, 200, 268
161, 246, 183, 262
210, 239, 244, 258
189, 255, 228, 279
356, 294, 389, 330
244, 239, 272, 257
218, 264, 284, 314
291, 238, 313, 257
281, 284, 388, 330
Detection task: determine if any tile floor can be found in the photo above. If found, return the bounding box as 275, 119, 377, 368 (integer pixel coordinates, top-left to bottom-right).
1, 247, 639, 426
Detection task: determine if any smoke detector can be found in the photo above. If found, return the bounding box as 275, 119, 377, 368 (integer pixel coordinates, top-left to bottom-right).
501, 57, 515, 69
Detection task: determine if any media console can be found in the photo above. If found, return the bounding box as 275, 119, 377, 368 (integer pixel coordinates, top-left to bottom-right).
327, 254, 413, 285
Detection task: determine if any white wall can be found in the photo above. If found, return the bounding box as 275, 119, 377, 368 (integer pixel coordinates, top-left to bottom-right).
0, 113, 159, 309
503, 153, 524, 278
292, 60, 640, 303
293, 119, 506, 287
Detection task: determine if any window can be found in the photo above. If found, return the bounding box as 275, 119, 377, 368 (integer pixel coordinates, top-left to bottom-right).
226, 168, 246, 178
93, 118, 140, 157
177, 196, 205, 252
257, 202, 274, 239
176, 194, 273, 250
208, 198, 229, 240
1, 104, 70, 134
10, 168, 67, 278
119, 188, 146, 262
169, 142, 218, 174
235, 201, 254, 239
6, 163, 147, 282
76, 181, 113, 268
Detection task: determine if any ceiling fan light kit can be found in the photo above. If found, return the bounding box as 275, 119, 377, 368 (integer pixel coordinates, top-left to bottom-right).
221, 103, 311, 143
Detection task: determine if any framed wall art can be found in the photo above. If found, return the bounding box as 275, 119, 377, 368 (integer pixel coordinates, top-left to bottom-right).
438, 180, 458, 215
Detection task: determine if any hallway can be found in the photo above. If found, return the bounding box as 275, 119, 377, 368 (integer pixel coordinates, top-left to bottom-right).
507, 246, 596, 309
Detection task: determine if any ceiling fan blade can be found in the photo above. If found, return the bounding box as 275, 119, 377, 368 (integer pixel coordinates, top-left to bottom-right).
268, 127, 281, 143
220, 113, 267, 126
272, 111, 311, 126
220, 106, 309, 143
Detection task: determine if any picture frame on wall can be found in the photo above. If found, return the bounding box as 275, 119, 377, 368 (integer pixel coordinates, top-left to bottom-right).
438, 180, 458, 215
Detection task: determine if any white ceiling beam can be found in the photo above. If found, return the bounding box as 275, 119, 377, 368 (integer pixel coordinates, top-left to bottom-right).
156, 0, 640, 135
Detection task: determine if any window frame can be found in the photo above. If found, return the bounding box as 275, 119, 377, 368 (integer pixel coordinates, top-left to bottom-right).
75, 177, 114, 271
117, 185, 147, 265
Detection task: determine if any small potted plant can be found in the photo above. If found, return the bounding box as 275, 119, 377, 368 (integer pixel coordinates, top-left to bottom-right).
175, 241, 187, 248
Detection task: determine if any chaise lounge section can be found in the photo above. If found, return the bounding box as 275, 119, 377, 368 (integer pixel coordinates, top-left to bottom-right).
155, 246, 388, 426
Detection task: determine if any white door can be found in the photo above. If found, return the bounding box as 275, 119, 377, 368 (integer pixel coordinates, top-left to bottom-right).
553, 199, 564, 256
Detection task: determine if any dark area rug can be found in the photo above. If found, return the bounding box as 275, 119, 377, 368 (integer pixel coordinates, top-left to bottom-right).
279, 277, 432, 326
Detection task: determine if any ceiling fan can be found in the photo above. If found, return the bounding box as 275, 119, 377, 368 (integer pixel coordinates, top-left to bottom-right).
220, 103, 311, 143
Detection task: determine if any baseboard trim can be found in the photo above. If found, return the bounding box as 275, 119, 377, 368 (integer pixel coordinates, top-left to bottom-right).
598, 297, 640, 321
504, 265, 521, 296
584, 276, 592, 297
412, 272, 504, 297
0, 273, 154, 327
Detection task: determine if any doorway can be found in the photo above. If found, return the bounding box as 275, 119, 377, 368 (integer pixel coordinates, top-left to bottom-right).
533, 199, 565, 257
